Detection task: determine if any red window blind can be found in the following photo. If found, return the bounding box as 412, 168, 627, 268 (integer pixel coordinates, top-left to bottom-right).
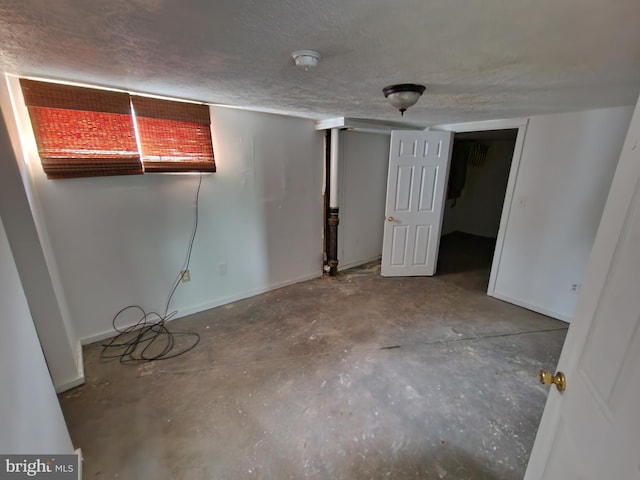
20, 79, 142, 179
131, 96, 215, 173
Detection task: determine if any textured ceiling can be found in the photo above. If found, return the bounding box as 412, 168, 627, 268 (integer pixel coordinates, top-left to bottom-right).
0, 0, 639, 126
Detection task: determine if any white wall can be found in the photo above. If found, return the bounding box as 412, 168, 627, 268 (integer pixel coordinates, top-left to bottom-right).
337, 131, 389, 270
6, 78, 324, 342
0, 216, 74, 453
492, 106, 634, 321
442, 139, 516, 238
0, 81, 82, 392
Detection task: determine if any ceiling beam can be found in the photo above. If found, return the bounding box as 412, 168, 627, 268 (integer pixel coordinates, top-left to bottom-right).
315, 117, 424, 134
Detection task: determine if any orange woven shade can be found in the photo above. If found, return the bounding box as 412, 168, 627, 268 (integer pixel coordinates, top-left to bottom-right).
132, 96, 215, 173
20, 79, 142, 179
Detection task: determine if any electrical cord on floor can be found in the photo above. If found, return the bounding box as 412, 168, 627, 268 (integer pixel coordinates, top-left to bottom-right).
101, 174, 202, 364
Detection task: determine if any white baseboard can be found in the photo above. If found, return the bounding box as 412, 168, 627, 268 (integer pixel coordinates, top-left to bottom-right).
75, 340, 84, 379
489, 291, 572, 323
81, 271, 322, 345
74, 448, 82, 480
54, 374, 85, 393
338, 255, 382, 272
175, 271, 321, 319
54, 341, 85, 393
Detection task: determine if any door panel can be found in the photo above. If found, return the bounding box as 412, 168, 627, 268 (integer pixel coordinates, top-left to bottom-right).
394, 166, 414, 211
390, 225, 409, 266
580, 189, 640, 403
413, 225, 431, 265
381, 131, 453, 277
418, 166, 438, 212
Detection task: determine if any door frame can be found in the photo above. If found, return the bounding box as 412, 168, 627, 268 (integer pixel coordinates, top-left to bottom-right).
433, 117, 529, 296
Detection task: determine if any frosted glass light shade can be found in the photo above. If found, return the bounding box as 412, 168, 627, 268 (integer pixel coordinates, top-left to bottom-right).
383, 84, 426, 115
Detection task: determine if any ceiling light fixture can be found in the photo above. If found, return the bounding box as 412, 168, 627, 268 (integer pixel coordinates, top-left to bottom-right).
383, 83, 426, 116
292, 50, 321, 70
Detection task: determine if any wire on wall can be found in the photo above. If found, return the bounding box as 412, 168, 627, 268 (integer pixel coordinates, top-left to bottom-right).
101, 174, 203, 363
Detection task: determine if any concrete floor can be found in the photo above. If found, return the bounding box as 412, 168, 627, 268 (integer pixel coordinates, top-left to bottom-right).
60, 233, 568, 479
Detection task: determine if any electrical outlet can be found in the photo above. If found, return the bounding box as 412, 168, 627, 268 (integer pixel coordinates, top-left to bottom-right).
180, 269, 191, 283
218, 262, 227, 276
571, 283, 580, 293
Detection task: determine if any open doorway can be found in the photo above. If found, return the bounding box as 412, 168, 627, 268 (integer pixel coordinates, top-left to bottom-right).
437, 129, 518, 291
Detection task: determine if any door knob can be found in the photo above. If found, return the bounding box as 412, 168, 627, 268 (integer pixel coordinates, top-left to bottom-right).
539, 370, 566, 393
387, 216, 394, 222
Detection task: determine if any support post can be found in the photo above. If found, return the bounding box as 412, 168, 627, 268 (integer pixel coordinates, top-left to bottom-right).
327, 128, 340, 276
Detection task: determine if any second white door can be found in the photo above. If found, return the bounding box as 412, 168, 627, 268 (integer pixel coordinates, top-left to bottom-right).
381, 130, 453, 277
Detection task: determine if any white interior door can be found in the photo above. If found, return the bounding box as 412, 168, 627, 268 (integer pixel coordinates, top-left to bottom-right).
525, 99, 640, 479
381, 130, 453, 277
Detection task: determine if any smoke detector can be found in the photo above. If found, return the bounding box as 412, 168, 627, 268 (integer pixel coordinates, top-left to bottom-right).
292, 50, 321, 70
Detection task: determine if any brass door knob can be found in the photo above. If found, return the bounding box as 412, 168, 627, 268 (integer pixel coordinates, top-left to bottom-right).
539, 370, 566, 393
387, 216, 394, 222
